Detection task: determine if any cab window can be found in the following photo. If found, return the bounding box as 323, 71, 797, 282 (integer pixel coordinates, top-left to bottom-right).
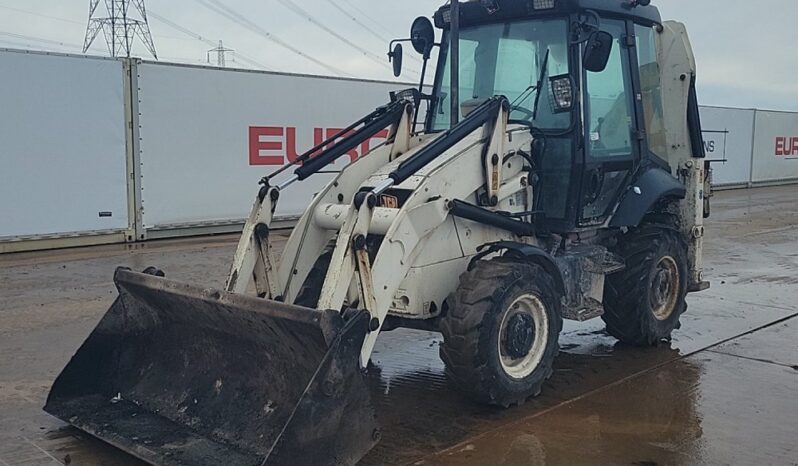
585, 20, 635, 159
635, 24, 667, 158
433, 19, 570, 131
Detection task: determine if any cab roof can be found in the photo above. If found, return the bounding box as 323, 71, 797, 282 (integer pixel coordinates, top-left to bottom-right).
434, 0, 662, 29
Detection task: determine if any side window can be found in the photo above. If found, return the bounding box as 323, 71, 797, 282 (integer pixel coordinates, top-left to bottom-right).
585, 21, 635, 158
635, 24, 667, 158
433, 39, 479, 131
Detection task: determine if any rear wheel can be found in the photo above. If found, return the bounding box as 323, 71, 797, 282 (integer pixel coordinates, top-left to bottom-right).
440, 258, 563, 407
603, 227, 688, 346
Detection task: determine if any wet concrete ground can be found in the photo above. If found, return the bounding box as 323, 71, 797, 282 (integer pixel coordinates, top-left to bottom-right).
1, 185, 797, 465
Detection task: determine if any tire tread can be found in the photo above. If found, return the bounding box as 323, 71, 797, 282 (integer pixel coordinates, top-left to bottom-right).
440, 258, 563, 407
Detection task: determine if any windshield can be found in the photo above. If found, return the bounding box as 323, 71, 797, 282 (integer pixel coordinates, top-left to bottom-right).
430, 18, 570, 131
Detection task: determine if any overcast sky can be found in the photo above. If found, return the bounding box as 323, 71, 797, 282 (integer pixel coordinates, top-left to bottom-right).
0, 1, 796, 111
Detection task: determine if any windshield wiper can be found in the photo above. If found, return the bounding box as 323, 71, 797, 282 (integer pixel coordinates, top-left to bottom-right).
509, 84, 538, 115
531, 48, 550, 121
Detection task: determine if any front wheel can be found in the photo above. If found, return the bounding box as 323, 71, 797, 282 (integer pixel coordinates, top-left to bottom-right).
440, 258, 563, 407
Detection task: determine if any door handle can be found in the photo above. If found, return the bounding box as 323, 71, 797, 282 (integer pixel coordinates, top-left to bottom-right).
584, 168, 604, 204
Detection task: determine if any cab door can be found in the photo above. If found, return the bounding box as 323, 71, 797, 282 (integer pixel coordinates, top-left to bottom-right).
579, 19, 640, 225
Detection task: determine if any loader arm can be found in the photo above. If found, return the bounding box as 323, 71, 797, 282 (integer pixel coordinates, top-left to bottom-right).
287, 96, 537, 365
361, 102, 532, 362
277, 103, 425, 304
226, 100, 414, 297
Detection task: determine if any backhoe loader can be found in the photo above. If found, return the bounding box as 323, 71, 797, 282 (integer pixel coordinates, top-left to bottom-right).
45, 0, 710, 464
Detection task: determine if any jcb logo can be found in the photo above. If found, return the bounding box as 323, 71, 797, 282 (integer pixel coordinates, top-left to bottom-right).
380, 195, 399, 209
249, 126, 389, 166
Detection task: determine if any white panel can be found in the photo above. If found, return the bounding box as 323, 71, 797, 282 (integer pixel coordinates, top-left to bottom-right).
699, 106, 755, 186
751, 110, 798, 183
0, 50, 129, 238
136, 64, 407, 229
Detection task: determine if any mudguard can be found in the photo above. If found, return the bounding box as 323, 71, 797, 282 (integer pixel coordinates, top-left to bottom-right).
471, 241, 566, 295
609, 168, 686, 228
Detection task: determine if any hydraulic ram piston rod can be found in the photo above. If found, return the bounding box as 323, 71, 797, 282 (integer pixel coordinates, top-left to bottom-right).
263, 100, 408, 191
372, 97, 507, 196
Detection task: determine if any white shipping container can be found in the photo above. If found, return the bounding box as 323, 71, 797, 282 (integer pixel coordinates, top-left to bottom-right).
698, 106, 755, 186
135, 62, 408, 232
751, 110, 798, 183
0, 49, 129, 239
3, 49, 798, 253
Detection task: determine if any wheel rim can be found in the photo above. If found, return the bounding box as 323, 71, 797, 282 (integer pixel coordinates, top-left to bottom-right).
650, 256, 680, 321
498, 293, 549, 380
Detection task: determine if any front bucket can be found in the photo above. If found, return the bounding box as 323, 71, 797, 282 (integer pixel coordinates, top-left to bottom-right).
44, 268, 378, 466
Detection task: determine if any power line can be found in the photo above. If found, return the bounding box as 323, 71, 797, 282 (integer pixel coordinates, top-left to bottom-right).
0, 38, 43, 49
0, 31, 84, 51
0, 2, 420, 77
274, 0, 417, 76
0, 5, 84, 25
0, 5, 208, 43
147, 11, 215, 46
0, 26, 268, 72
196, 0, 345, 76
324, 0, 389, 42
192, 0, 348, 77
233, 53, 271, 71
155, 55, 208, 63
147, 10, 272, 70
336, 0, 400, 39
323, 0, 423, 66
0, 38, 78, 52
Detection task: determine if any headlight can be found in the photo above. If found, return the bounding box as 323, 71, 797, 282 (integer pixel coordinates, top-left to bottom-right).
549, 74, 574, 112
441, 8, 451, 24
390, 88, 420, 105
531, 0, 556, 10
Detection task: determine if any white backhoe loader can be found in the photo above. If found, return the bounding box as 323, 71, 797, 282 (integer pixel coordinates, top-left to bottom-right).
45, 0, 710, 464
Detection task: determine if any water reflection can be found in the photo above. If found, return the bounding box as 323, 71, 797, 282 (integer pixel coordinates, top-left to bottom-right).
362, 328, 703, 465
432, 355, 705, 465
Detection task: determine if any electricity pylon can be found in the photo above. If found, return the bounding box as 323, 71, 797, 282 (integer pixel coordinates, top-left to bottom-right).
83, 0, 157, 59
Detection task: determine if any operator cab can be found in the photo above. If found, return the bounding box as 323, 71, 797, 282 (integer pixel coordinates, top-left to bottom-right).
394, 0, 668, 234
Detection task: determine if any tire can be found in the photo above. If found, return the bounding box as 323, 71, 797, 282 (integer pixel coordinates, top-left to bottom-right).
439, 258, 563, 407
294, 249, 332, 308
603, 227, 688, 346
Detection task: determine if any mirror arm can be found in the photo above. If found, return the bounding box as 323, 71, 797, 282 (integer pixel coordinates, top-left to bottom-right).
387, 39, 410, 61
413, 55, 429, 131
388, 39, 440, 60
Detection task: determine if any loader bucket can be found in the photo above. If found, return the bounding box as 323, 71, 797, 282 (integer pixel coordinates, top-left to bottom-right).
44, 268, 378, 466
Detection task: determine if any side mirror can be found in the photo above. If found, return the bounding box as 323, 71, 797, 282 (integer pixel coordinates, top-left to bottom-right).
389, 43, 403, 77
583, 31, 613, 72
410, 17, 435, 58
